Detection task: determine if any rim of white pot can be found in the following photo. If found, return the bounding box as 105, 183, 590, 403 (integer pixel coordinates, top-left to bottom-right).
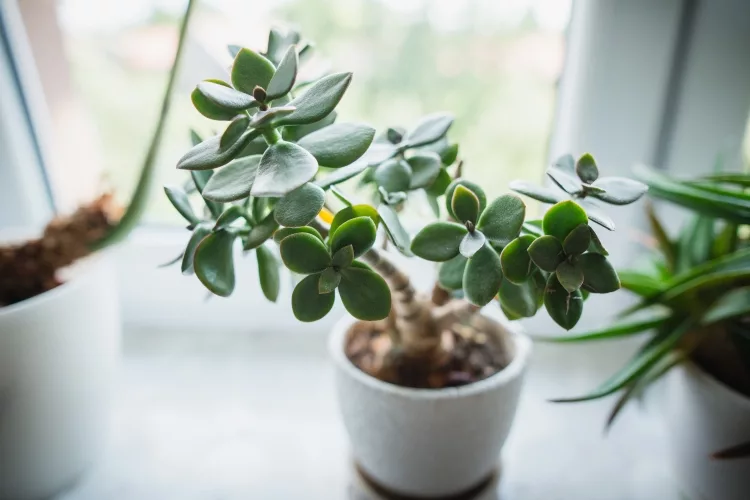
329, 314, 532, 399
682, 359, 750, 409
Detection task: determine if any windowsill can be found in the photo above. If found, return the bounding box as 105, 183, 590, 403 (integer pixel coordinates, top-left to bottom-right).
60, 323, 678, 500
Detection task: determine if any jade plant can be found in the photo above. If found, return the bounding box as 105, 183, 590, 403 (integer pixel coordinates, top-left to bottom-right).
165, 28, 647, 386
541, 164, 750, 457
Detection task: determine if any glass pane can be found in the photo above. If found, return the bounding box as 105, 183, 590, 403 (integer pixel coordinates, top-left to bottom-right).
47, 0, 571, 222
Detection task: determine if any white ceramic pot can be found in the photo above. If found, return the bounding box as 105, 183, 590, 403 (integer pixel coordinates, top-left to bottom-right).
329, 314, 531, 498
0, 254, 120, 500
664, 362, 750, 500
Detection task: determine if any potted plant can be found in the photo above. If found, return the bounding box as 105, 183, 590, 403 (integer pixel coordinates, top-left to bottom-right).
0, 3, 194, 498
166, 26, 646, 498
537, 164, 750, 500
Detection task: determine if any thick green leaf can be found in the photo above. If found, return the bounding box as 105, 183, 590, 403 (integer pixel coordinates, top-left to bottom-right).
243, 213, 279, 250
563, 224, 591, 255
279, 233, 331, 274
426, 168, 452, 197
231, 48, 275, 94
451, 185, 480, 224
202, 155, 261, 202
331, 245, 354, 269
177, 131, 258, 171
284, 111, 337, 142
315, 162, 369, 190
213, 205, 247, 230
440, 143, 459, 165
522, 220, 544, 238
374, 158, 412, 192
297, 122, 375, 168
499, 278, 539, 318
404, 113, 454, 148
477, 194, 526, 246
248, 106, 296, 129
329, 205, 380, 237
587, 226, 609, 256
509, 180, 564, 204
191, 80, 240, 121
181, 222, 212, 275
273, 226, 323, 243
463, 244, 503, 306
438, 254, 468, 290
318, 267, 341, 294
547, 167, 582, 194
459, 230, 486, 258
252, 141, 318, 197
580, 200, 616, 231
445, 180, 486, 219
195, 80, 257, 111
553, 154, 575, 173
527, 235, 565, 272
411, 222, 468, 262
378, 204, 411, 256
266, 46, 298, 100
292, 274, 335, 322
544, 274, 583, 330
500, 234, 536, 284
579, 253, 620, 293
256, 244, 280, 302
164, 185, 199, 224
407, 152, 442, 189
556, 260, 584, 292
329, 216, 377, 258
576, 153, 599, 183
543, 200, 588, 242
194, 230, 237, 297
339, 267, 392, 320
273, 72, 352, 126
592, 177, 648, 205
274, 183, 325, 227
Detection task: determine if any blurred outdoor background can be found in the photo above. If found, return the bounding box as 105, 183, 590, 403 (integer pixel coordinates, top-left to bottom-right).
47, 0, 571, 222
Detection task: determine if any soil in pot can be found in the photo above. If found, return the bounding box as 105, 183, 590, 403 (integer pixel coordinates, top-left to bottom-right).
345, 316, 512, 389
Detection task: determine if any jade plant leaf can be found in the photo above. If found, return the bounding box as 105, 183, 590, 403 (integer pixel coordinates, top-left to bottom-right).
459, 231, 486, 258
220, 115, 250, 149
315, 162, 369, 190
378, 204, 412, 255
407, 152, 442, 189
252, 141, 319, 197
553, 154, 575, 173
591, 177, 649, 205
297, 123, 375, 168
477, 194, 526, 246
438, 254, 468, 290
544, 274, 583, 330
331, 245, 354, 269
192, 80, 249, 120
579, 253, 620, 293
273, 226, 324, 244
249, 106, 296, 129
273, 72, 352, 126
411, 222, 468, 262
404, 113, 453, 148
329, 216, 377, 258
556, 260, 584, 292
164, 185, 199, 225
440, 143, 459, 165
243, 213, 279, 250
266, 46, 298, 100
463, 244, 503, 306
543, 200, 588, 242
588, 227, 609, 255
374, 158, 412, 192
202, 155, 261, 202
213, 205, 246, 230
274, 182, 325, 227
329, 205, 380, 238
177, 131, 258, 171
426, 168, 452, 198
256, 244, 280, 302
318, 267, 341, 294
231, 48, 276, 94
292, 274, 335, 322
509, 180, 564, 205
181, 222, 212, 275
547, 167, 582, 194
339, 266, 391, 320
280, 233, 331, 274
499, 278, 539, 318
195, 80, 257, 111
284, 111, 337, 142
451, 185, 480, 224
576, 153, 598, 183
563, 224, 591, 256
445, 180, 486, 219
194, 230, 237, 297
500, 234, 536, 284
527, 235, 565, 272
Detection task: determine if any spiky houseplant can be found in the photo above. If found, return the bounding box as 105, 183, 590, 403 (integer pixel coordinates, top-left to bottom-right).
539, 164, 750, 458
167, 28, 647, 387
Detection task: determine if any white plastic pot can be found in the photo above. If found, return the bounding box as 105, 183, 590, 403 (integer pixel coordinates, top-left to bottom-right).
664, 362, 750, 500
0, 254, 120, 500
329, 314, 531, 498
